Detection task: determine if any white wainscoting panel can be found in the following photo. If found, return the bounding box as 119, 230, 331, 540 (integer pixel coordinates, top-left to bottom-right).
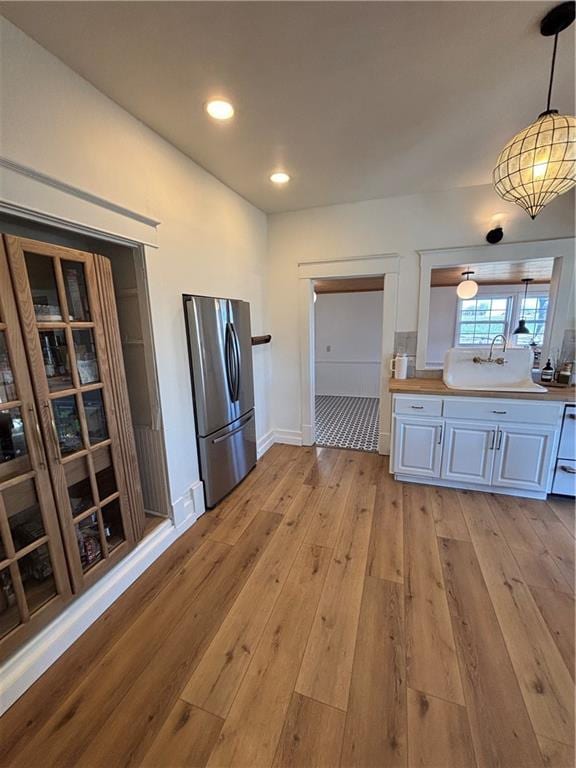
315, 360, 381, 397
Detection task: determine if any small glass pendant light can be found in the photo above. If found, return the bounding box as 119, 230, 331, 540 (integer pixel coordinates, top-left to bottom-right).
513, 278, 534, 335
456, 270, 478, 299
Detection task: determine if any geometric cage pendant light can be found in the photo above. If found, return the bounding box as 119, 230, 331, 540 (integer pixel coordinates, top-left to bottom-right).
493, 2, 576, 219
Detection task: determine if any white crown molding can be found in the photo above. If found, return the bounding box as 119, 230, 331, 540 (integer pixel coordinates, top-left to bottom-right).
0, 156, 160, 247
0, 157, 160, 228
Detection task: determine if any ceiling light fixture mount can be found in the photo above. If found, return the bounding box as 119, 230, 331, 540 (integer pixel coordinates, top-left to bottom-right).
205, 99, 235, 120
270, 172, 291, 185
486, 226, 504, 244
456, 270, 479, 299
493, 2, 576, 219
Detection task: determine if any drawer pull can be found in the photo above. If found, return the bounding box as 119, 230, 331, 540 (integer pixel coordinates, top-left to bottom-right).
411, 405, 424, 410
492, 410, 507, 414
560, 465, 576, 475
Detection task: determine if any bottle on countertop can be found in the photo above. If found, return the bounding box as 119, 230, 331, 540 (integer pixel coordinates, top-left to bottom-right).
540, 358, 554, 383
557, 362, 573, 386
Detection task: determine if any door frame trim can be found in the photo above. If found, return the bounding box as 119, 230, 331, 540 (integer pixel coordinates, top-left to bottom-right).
298, 253, 400, 454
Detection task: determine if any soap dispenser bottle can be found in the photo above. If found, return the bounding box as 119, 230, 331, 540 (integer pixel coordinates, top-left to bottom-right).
541, 359, 554, 383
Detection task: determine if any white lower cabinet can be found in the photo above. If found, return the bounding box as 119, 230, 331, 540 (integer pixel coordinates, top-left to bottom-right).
393, 417, 443, 478
441, 420, 497, 485
392, 394, 564, 498
492, 424, 557, 492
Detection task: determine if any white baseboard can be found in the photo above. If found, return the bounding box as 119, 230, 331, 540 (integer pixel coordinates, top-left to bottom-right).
274, 429, 303, 446
257, 430, 275, 458
393, 473, 548, 500
301, 423, 314, 446
0, 481, 205, 715
171, 479, 205, 528
378, 430, 391, 455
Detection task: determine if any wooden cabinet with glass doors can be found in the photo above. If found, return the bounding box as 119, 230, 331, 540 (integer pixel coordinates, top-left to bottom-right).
0, 235, 144, 660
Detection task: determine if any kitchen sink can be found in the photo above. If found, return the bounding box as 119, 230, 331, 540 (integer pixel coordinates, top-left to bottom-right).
443, 347, 547, 392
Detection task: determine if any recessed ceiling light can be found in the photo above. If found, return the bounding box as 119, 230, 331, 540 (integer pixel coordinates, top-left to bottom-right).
205, 100, 234, 120
270, 172, 291, 185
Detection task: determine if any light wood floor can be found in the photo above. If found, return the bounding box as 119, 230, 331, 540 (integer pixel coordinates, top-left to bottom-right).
1, 444, 574, 768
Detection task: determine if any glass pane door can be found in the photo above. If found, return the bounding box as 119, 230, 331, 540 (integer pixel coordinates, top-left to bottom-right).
5, 237, 135, 593
0, 239, 71, 658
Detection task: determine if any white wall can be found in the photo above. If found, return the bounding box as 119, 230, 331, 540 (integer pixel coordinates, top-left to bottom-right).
268, 188, 575, 437
314, 291, 383, 397
427, 287, 458, 367
0, 19, 271, 510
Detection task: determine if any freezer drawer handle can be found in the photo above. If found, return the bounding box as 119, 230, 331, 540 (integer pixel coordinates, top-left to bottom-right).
559, 465, 576, 474
212, 416, 252, 444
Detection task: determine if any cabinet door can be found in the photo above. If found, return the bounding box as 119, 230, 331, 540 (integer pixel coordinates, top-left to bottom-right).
441, 420, 497, 485
4, 236, 137, 593
393, 416, 443, 478
0, 240, 71, 660
492, 424, 557, 492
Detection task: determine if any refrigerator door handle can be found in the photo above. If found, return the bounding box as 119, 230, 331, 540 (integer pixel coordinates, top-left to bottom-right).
231, 322, 241, 401
224, 323, 236, 402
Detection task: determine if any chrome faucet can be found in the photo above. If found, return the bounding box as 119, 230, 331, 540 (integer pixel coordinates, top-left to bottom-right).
473, 334, 508, 365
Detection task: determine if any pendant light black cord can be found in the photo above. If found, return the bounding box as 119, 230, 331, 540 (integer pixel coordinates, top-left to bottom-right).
546, 33, 559, 112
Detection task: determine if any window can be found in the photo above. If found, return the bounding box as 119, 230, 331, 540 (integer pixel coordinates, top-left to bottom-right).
514, 295, 549, 346
456, 296, 511, 345
455, 290, 550, 347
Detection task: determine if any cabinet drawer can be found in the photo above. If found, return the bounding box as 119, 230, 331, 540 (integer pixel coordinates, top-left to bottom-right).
552, 459, 576, 496
443, 398, 562, 426
394, 397, 443, 417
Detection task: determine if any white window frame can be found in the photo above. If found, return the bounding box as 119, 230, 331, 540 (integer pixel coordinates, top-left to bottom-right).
513, 292, 550, 347
454, 284, 550, 348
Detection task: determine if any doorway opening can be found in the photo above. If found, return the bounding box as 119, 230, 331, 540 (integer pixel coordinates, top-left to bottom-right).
0, 212, 171, 529
313, 277, 384, 453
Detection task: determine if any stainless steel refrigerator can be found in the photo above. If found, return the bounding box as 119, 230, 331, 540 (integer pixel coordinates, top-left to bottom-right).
183, 294, 256, 508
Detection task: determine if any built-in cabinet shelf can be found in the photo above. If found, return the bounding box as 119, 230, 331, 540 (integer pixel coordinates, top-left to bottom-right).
0, 234, 144, 659
391, 394, 564, 499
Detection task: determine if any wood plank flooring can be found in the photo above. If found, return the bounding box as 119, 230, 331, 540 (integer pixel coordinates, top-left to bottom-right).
1, 444, 574, 768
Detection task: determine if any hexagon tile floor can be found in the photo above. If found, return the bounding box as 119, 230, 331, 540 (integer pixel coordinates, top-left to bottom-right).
315, 395, 379, 452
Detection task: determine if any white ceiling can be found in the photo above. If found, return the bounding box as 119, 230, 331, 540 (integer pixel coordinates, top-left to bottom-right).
2, 2, 574, 213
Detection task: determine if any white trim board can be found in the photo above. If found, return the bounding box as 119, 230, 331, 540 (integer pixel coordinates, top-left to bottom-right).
416, 238, 575, 371
257, 430, 275, 458
298, 254, 399, 455
0, 485, 204, 715
0, 157, 160, 247
274, 429, 303, 446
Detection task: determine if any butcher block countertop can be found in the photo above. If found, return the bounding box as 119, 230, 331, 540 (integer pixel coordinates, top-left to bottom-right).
390, 377, 576, 402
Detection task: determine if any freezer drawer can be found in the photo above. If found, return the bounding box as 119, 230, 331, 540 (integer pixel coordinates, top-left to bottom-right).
198, 410, 257, 508
552, 459, 576, 497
